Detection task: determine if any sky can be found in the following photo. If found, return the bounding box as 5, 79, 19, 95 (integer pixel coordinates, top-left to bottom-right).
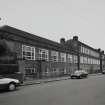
0, 0, 105, 51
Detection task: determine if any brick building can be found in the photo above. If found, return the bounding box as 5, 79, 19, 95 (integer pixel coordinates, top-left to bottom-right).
65, 36, 105, 73
0, 25, 105, 81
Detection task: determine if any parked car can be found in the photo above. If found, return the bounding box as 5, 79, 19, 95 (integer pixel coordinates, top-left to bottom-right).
70, 70, 88, 79
0, 75, 20, 91
102, 70, 105, 74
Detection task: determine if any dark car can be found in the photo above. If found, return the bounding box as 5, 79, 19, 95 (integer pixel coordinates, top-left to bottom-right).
102, 70, 105, 74
70, 70, 88, 79
0, 75, 20, 91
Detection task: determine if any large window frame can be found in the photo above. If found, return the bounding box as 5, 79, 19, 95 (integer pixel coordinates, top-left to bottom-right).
67, 54, 73, 63
73, 55, 78, 63
51, 51, 59, 62
60, 53, 66, 62
37, 48, 49, 61
22, 45, 35, 60
25, 67, 37, 75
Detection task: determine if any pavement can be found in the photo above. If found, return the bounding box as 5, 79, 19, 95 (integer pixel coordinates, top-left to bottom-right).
21, 73, 102, 86
21, 76, 70, 86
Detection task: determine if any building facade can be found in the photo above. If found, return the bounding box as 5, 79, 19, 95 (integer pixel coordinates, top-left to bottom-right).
66, 36, 105, 73
0, 25, 105, 81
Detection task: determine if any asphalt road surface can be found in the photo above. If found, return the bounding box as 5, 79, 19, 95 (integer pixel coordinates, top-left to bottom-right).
0, 75, 105, 105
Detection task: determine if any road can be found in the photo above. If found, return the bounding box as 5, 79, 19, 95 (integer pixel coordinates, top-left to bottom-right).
0, 75, 105, 105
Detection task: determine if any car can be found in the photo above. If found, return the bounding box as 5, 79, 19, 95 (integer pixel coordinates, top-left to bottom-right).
70, 70, 88, 79
0, 75, 20, 91
102, 70, 105, 74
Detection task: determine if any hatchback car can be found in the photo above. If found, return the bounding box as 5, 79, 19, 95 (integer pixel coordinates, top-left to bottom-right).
0, 75, 20, 91
70, 70, 88, 79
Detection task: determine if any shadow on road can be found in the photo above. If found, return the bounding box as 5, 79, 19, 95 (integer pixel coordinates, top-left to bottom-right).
0, 88, 20, 94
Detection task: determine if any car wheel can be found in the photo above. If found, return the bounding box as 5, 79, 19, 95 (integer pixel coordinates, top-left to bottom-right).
78, 76, 81, 79
71, 76, 74, 79
8, 83, 16, 91
71, 77, 73, 79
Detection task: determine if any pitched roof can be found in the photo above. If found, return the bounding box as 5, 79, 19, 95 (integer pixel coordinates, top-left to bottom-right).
0, 25, 76, 53
0, 25, 61, 47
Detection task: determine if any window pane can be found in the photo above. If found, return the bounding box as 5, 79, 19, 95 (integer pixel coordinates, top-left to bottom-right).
22, 45, 35, 60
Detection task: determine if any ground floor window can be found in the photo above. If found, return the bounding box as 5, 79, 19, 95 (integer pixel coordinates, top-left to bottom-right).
24, 67, 38, 80
45, 67, 49, 73
25, 67, 37, 75
52, 68, 57, 72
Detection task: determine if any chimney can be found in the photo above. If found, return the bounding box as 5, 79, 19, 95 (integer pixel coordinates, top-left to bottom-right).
73, 36, 78, 41
60, 38, 65, 45
102, 50, 104, 54
97, 48, 101, 52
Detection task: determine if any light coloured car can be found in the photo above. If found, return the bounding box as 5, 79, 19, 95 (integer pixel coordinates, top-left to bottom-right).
70, 70, 88, 79
0, 75, 20, 91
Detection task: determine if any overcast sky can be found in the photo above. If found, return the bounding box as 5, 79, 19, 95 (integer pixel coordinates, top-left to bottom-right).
0, 0, 105, 51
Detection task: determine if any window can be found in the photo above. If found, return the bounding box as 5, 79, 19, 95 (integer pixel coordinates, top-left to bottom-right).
90, 58, 93, 64
25, 67, 37, 75
84, 57, 88, 64
51, 51, 58, 62
81, 56, 88, 64
83, 47, 85, 53
80, 56, 84, 64
45, 68, 49, 73
67, 54, 73, 63
98, 60, 100, 65
38, 48, 49, 61
60, 53, 66, 62
64, 68, 67, 74
89, 50, 100, 58
102, 55, 105, 59
80, 46, 83, 53
102, 61, 104, 65
22, 45, 35, 60
85, 48, 89, 55
87, 58, 90, 64
52, 68, 57, 72
73, 55, 78, 63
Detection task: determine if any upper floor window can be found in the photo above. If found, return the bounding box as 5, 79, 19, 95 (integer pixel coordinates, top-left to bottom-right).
38, 48, 49, 61
51, 51, 58, 62
81, 45, 100, 58
22, 45, 35, 60
80, 46, 83, 53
